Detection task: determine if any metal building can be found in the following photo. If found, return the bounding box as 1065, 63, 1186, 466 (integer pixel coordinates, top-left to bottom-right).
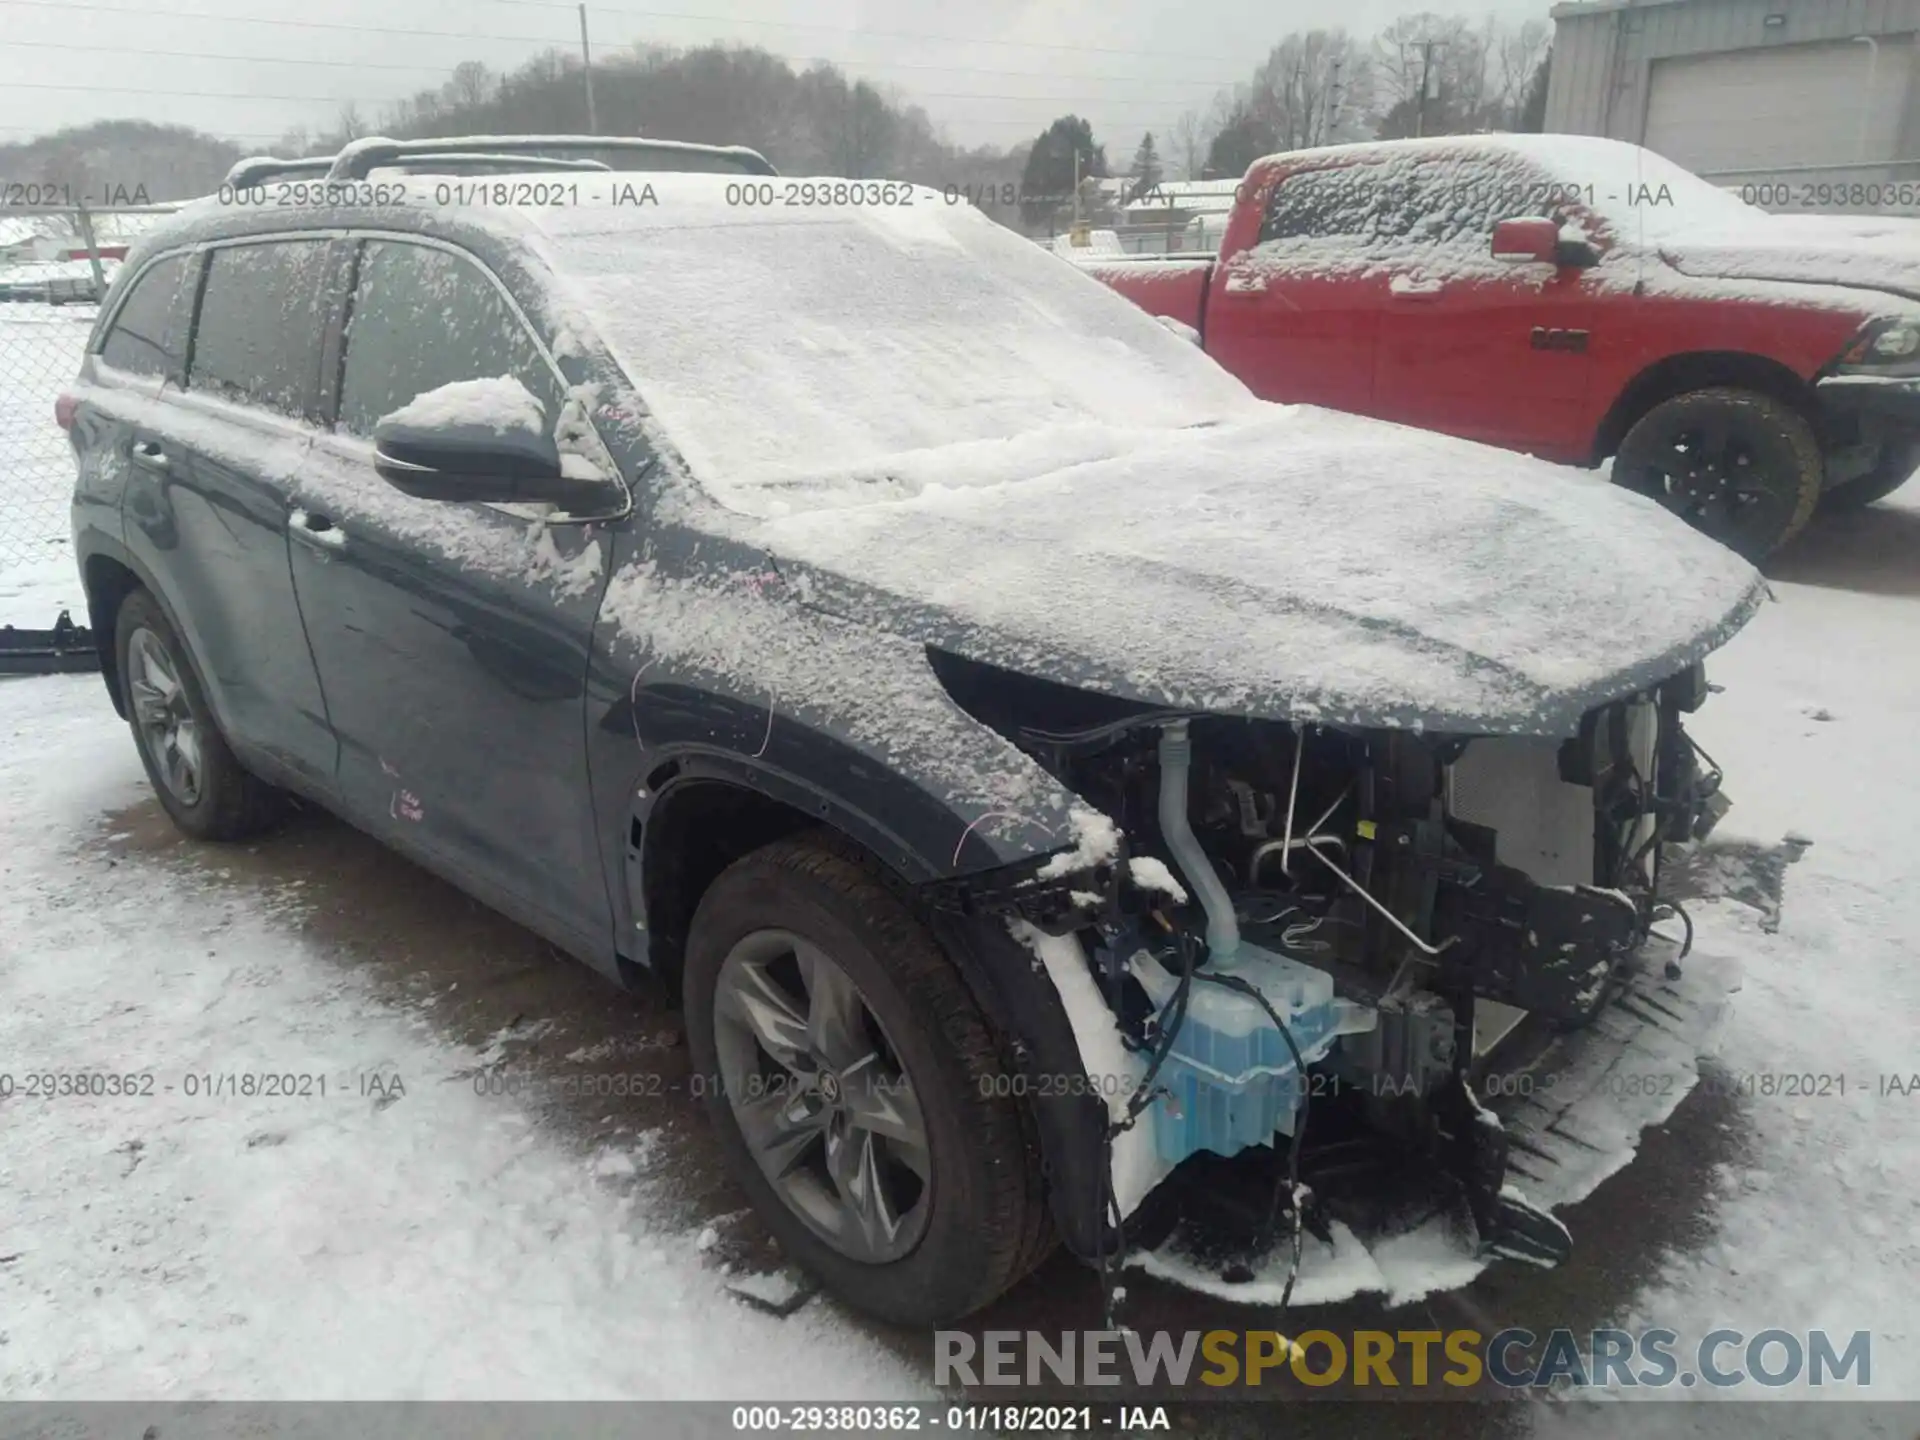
1545, 0, 1920, 200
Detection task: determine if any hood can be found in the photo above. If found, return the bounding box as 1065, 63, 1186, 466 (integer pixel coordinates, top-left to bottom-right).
1662, 213, 1920, 302
750, 407, 1765, 739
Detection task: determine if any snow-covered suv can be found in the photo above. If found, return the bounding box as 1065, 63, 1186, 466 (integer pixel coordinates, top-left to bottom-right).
64, 137, 1761, 1326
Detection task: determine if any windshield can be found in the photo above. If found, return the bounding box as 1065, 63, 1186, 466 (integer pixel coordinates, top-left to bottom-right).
536, 181, 1258, 513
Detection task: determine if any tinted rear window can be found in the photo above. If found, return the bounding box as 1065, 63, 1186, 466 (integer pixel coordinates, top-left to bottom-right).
98, 253, 197, 381
188, 240, 331, 419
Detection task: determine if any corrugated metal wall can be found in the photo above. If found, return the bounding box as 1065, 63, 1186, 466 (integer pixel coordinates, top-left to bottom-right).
1547, 0, 1920, 143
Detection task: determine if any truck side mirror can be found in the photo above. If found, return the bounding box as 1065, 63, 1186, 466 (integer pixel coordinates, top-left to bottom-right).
1493, 216, 1599, 270
1491, 216, 1559, 264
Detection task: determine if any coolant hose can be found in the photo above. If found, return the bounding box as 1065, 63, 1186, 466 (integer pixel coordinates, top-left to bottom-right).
1157, 720, 1240, 963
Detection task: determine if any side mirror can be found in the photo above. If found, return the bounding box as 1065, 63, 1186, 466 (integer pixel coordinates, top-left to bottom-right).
1490, 216, 1560, 264
373, 408, 614, 512
1492, 215, 1599, 270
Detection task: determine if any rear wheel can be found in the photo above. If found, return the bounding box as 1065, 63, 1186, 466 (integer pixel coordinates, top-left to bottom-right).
683, 834, 1048, 1325
114, 588, 283, 840
1612, 387, 1822, 559
1823, 437, 1919, 512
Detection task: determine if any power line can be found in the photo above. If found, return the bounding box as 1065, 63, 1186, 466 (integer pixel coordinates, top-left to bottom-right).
0, 37, 474, 75
455, 0, 1250, 65
0, 0, 577, 47
0, 12, 1240, 89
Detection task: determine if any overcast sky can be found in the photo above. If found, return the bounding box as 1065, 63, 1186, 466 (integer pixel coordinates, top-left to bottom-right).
0, 0, 1556, 155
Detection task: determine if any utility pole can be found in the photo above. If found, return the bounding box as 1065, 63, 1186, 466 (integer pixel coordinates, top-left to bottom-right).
1415, 38, 1437, 138
578, 4, 599, 135
74, 202, 108, 298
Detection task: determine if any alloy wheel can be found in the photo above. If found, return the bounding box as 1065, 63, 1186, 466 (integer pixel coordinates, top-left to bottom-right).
711, 928, 933, 1264
126, 626, 202, 807
1638, 420, 1781, 541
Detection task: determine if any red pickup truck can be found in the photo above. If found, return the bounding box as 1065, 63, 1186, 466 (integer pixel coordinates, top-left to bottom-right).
1085, 135, 1920, 558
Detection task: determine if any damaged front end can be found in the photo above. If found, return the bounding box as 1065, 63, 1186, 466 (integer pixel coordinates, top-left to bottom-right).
925, 651, 1731, 1288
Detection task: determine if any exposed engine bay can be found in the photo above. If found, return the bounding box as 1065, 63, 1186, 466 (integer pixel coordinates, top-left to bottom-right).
928, 651, 1732, 1291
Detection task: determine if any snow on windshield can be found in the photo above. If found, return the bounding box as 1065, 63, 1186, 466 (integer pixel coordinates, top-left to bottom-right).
531, 180, 1261, 511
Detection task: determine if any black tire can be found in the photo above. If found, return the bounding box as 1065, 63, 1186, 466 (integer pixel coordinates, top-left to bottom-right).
1823, 437, 1919, 512
113, 587, 283, 841
1612, 387, 1822, 559
684, 833, 1048, 1326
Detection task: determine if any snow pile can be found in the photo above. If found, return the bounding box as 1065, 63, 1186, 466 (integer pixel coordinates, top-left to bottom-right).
381, 375, 546, 435
0, 677, 921, 1401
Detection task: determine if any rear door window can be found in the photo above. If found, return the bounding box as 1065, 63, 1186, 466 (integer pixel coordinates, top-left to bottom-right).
188, 239, 332, 419
1259, 165, 1394, 245
336, 240, 561, 439
97, 252, 198, 382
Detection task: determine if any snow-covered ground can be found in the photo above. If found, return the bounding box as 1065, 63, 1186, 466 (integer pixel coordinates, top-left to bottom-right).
0, 675, 920, 1400
1542, 500, 1920, 1415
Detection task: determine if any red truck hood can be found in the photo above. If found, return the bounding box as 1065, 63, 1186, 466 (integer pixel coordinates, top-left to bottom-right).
1661, 214, 1920, 302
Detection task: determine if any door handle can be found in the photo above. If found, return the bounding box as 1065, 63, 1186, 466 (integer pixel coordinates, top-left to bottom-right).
288, 507, 346, 552
1389, 276, 1444, 299
1223, 272, 1268, 295
130, 441, 170, 472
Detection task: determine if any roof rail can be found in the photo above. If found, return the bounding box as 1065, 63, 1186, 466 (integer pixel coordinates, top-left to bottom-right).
223, 156, 333, 190
326, 134, 778, 180
372, 153, 611, 177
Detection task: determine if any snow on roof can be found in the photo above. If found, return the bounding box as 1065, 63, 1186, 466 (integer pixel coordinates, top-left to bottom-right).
1254, 133, 1757, 245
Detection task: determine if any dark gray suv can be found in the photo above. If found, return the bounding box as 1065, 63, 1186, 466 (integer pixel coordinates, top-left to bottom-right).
65, 136, 1762, 1327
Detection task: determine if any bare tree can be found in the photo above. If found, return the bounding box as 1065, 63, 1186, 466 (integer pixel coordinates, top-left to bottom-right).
328, 103, 369, 147
1245, 30, 1372, 153
443, 61, 498, 113
1492, 20, 1551, 129
1169, 108, 1218, 180
1372, 13, 1503, 138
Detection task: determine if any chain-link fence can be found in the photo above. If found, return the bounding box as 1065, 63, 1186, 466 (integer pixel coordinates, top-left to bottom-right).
0, 204, 179, 630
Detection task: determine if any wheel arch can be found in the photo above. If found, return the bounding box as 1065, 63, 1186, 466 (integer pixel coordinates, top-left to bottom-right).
1593, 351, 1819, 462
624, 758, 1110, 1260
81, 548, 157, 719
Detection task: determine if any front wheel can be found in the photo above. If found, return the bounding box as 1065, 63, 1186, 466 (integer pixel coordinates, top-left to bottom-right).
683, 834, 1049, 1326
1612, 387, 1822, 559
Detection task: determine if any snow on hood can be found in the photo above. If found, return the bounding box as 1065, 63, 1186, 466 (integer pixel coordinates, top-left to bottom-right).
747, 406, 1764, 738
1662, 211, 1920, 301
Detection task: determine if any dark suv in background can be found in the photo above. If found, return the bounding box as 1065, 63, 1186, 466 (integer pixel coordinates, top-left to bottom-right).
63, 137, 1760, 1328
